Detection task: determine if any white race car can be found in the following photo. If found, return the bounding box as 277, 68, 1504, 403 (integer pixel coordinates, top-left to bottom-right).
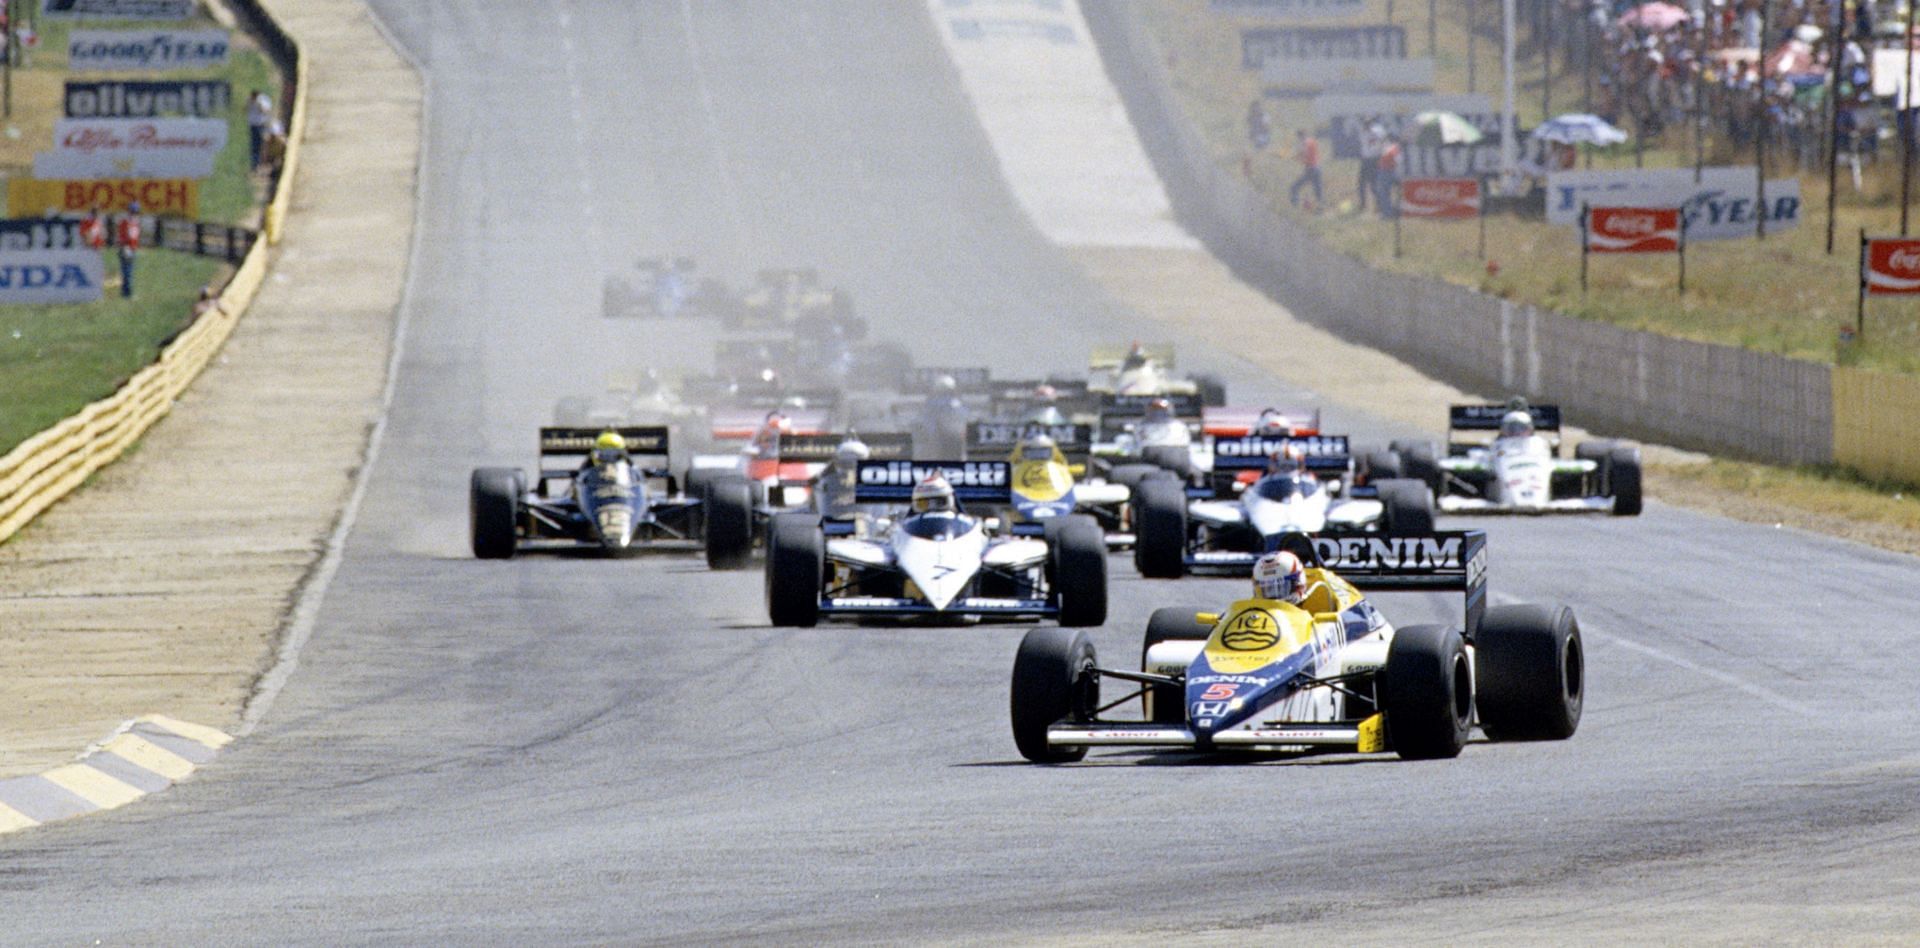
763, 460, 1108, 627
1087, 343, 1225, 405
1391, 402, 1642, 516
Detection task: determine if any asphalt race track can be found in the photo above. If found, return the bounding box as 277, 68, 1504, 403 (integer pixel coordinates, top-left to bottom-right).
5, 2, 1919, 942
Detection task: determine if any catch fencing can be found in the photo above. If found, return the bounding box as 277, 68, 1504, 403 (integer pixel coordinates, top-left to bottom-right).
0, 0, 307, 543
1085, 1, 1836, 468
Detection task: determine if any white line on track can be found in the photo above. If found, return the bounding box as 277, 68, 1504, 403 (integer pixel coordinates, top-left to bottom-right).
240, 4, 431, 736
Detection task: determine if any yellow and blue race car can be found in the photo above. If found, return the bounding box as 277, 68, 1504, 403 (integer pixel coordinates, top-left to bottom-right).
966, 420, 1151, 548
1009, 531, 1583, 762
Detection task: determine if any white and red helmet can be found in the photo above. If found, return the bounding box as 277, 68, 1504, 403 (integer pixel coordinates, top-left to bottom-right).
911, 473, 956, 514
1253, 551, 1306, 603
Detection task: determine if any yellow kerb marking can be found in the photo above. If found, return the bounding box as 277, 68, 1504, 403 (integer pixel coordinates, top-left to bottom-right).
102, 734, 197, 782
0, 802, 39, 833
43, 764, 145, 810
140, 715, 233, 749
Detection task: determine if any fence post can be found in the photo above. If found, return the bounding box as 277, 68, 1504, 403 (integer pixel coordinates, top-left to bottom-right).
1580, 202, 1589, 294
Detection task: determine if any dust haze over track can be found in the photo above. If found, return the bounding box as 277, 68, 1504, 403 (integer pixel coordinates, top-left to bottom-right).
3, 1, 1918, 942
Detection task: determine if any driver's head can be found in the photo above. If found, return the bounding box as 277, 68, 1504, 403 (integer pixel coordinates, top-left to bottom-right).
1252, 551, 1307, 604
1033, 383, 1058, 402
1499, 410, 1534, 439
1020, 434, 1058, 463
910, 473, 956, 514
1255, 409, 1293, 436
1265, 444, 1306, 475
763, 410, 791, 433
935, 374, 958, 392
1122, 342, 1148, 371
834, 436, 870, 468
592, 430, 627, 466
1144, 397, 1174, 423
1028, 406, 1067, 427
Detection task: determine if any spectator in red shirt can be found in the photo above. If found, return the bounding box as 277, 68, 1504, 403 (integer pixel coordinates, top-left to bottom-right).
1374, 136, 1402, 220
79, 206, 105, 251
1288, 129, 1323, 212
115, 201, 142, 299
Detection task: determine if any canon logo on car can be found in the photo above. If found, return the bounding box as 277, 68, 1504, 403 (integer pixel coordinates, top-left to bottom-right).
858, 460, 1009, 487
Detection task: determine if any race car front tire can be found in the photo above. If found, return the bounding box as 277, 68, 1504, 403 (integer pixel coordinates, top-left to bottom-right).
1378, 478, 1437, 533
1051, 519, 1108, 628
1142, 607, 1210, 724
1192, 373, 1227, 407
1010, 627, 1097, 763
1140, 445, 1193, 478
1133, 478, 1188, 579
766, 513, 824, 627
1607, 445, 1643, 516
470, 467, 521, 560
1474, 603, 1584, 741
1398, 442, 1444, 494
1107, 463, 1162, 491
1381, 623, 1473, 760
703, 476, 755, 570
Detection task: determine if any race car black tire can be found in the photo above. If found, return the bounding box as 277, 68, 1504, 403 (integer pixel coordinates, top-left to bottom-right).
1140, 445, 1193, 478
1399, 442, 1444, 494
1388, 438, 1439, 457
1192, 373, 1227, 407
1378, 479, 1436, 533
1133, 478, 1188, 579
1607, 445, 1643, 516
1010, 627, 1097, 763
1041, 513, 1100, 545
1573, 439, 1615, 463
765, 513, 824, 627
1381, 623, 1473, 760
470, 467, 521, 560
1474, 603, 1584, 742
1142, 607, 1211, 724
1107, 463, 1162, 490
1052, 519, 1109, 628
1361, 449, 1402, 483
703, 476, 755, 570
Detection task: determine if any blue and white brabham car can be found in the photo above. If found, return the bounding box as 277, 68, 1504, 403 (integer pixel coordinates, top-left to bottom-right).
1009, 531, 1584, 762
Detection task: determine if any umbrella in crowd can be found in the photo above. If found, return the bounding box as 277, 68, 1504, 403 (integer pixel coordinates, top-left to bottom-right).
1617, 1, 1689, 31
1412, 110, 1485, 146
1532, 113, 1630, 145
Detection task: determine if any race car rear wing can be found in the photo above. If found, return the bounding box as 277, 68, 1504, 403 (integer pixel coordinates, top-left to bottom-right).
1450, 403, 1561, 433
1211, 435, 1351, 474
539, 426, 670, 460
1202, 406, 1322, 437
853, 460, 1012, 506
1277, 530, 1487, 636
903, 366, 994, 393
1098, 392, 1204, 418
1090, 343, 1175, 370
777, 432, 913, 463
708, 408, 834, 441
966, 421, 1094, 460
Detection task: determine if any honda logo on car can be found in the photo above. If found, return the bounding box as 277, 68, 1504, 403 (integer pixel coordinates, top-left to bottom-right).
1865, 237, 1920, 295
859, 461, 1008, 487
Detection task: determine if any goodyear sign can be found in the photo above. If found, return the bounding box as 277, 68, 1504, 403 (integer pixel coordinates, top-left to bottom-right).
8, 178, 198, 217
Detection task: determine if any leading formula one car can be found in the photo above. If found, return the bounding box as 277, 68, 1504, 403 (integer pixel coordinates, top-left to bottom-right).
763, 460, 1107, 627
469, 426, 747, 561
1130, 433, 1435, 577
1087, 343, 1226, 405
1387, 401, 1642, 516
602, 256, 732, 319
1009, 531, 1584, 762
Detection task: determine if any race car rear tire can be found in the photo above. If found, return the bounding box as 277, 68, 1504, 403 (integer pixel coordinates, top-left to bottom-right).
1361, 448, 1402, 483
1475, 603, 1584, 742
766, 513, 824, 627
1107, 463, 1162, 490
1051, 520, 1109, 628
1143, 607, 1210, 724
1381, 623, 1473, 760
1399, 442, 1444, 494
470, 467, 521, 560
1010, 627, 1097, 763
1378, 479, 1436, 534
1140, 445, 1192, 478
1192, 373, 1227, 407
682, 467, 728, 533
1607, 445, 1643, 516
1133, 478, 1188, 579
703, 476, 755, 570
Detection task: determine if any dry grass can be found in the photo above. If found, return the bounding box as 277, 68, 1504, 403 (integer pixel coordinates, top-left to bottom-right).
1649, 459, 1920, 554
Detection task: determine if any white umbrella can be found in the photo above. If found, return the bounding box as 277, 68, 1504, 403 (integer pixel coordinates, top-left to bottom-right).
1532, 113, 1630, 145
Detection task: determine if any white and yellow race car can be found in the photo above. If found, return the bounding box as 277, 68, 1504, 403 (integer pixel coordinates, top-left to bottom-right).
967, 420, 1153, 548
1009, 531, 1584, 762
1087, 343, 1226, 406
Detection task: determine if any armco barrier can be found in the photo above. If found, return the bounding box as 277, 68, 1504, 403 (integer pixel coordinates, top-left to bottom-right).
1085, 1, 1834, 467
0, 6, 303, 544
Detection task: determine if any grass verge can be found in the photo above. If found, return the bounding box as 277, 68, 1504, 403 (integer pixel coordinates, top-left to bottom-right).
1650, 459, 1920, 555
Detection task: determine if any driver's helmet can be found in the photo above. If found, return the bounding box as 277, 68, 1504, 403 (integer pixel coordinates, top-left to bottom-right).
1254, 408, 1294, 436
1019, 434, 1058, 463
911, 473, 956, 514
1265, 443, 1306, 475
834, 435, 871, 468
592, 430, 628, 466
1252, 551, 1307, 604
1499, 410, 1534, 439
1033, 383, 1059, 402
1028, 406, 1067, 427
1143, 397, 1174, 424
1121, 342, 1149, 371
934, 374, 958, 393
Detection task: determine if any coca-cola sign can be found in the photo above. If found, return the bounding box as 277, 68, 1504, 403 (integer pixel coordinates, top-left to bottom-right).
1587, 207, 1681, 253
1865, 238, 1920, 295
1398, 177, 1479, 219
